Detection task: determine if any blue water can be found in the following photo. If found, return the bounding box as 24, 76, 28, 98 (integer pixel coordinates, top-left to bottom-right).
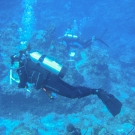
0, 0, 135, 134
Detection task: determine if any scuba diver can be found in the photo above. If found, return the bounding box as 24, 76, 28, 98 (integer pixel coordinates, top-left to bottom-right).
58, 33, 95, 60
59, 33, 95, 50
58, 20, 95, 57
61, 33, 109, 48
10, 46, 122, 117
59, 20, 109, 53
59, 31, 109, 61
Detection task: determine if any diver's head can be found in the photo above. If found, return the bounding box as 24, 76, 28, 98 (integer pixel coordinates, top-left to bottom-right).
19, 41, 31, 53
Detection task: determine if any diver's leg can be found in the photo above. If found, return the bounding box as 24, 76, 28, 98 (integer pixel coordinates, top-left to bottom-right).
44, 74, 94, 98
73, 86, 97, 98
44, 74, 122, 116
44, 74, 75, 98
82, 39, 93, 48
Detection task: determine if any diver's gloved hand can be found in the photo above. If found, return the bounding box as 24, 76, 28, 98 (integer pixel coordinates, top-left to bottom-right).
10, 54, 19, 65
93, 89, 122, 117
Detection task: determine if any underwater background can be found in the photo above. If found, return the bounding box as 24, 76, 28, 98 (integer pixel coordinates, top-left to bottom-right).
0, 0, 135, 134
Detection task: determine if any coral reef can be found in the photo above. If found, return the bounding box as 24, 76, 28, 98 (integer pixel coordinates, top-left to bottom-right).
9, 123, 39, 135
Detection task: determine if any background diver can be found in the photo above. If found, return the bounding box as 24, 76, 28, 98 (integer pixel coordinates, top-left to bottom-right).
10, 47, 122, 117
58, 20, 109, 53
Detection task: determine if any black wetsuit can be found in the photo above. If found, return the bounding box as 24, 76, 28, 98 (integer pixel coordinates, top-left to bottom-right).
62, 34, 93, 52
17, 57, 96, 99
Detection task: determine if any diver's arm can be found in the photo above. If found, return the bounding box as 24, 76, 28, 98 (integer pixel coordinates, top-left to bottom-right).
11, 54, 20, 65
11, 52, 27, 87
17, 66, 27, 88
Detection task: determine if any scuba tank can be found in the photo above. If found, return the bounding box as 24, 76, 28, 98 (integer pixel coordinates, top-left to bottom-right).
64, 33, 78, 40
30, 52, 67, 78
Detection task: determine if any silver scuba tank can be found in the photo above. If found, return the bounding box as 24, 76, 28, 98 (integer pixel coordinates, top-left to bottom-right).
30, 52, 67, 78
64, 34, 78, 40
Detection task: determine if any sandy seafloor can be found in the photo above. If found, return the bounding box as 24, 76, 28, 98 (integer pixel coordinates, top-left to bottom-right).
0, 0, 135, 135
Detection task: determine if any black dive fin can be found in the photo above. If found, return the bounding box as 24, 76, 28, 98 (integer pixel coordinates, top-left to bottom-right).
99, 92, 122, 116
95, 28, 109, 47
95, 37, 109, 47
99, 29, 107, 39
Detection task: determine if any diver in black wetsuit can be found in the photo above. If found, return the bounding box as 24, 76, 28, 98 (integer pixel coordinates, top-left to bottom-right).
59, 33, 95, 51
10, 48, 122, 117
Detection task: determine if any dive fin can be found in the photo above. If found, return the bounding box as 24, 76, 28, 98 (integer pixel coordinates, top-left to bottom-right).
99, 29, 107, 39
98, 91, 122, 116
95, 37, 109, 47
95, 29, 109, 47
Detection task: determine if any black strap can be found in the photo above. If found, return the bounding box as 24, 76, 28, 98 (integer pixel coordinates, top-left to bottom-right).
38, 54, 46, 62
